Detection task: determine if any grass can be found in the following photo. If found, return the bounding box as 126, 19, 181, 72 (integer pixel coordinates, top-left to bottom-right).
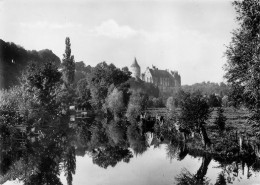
206, 107, 256, 138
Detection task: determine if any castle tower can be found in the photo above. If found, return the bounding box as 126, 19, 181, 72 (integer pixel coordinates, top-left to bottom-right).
130, 58, 141, 79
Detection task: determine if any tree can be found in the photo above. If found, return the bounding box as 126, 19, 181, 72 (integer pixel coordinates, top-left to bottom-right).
22, 62, 62, 113
106, 88, 125, 117
62, 37, 75, 86
87, 62, 131, 109
126, 90, 148, 122
225, 0, 260, 111
177, 91, 212, 147
121, 66, 132, 76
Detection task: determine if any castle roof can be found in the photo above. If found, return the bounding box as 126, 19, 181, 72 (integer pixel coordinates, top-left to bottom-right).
131, 58, 140, 68
148, 68, 173, 79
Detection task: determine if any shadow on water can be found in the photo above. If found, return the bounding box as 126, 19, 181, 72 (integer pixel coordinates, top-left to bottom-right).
1, 112, 260, 184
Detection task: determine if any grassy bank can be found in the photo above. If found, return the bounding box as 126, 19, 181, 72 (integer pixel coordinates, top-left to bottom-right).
207, 107, 257, 139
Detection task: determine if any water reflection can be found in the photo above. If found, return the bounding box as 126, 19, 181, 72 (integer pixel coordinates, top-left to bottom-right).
1, 113, 260, 184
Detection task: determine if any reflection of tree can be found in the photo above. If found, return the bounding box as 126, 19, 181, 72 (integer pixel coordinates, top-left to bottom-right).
22, 140, 64, 185
175, 155, 211, 185
0, 120, 77, 185
107, 120, 126, 146
89, 122, 109, 149
63, 146, 76, 185
0, 152, 12, 176
215, 172, 226, 185
214, 156, 258, 184
175, 169, 210, 185
166, 141, 188, 161
127, 124, 147, 155
92, 146, 133, 169
24, 155, 62, 185
195, 155, 211, 182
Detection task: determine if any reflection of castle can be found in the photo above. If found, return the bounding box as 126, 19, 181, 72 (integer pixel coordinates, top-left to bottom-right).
130, 58, 181, 93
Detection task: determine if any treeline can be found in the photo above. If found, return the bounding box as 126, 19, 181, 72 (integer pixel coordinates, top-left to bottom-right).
0, 39, 161, 109
0, 38, 232, 111
0, 39, 60, 89
182, 82, 230, 97
0, 38, 160, 124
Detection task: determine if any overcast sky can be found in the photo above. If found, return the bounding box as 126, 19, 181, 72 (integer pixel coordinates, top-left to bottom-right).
0, 0, 237, 85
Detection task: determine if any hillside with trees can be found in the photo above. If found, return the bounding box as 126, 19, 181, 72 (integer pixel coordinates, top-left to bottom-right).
0, 39, 60, 89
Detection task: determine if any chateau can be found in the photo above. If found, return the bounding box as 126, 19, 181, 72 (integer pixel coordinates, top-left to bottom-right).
130, 58, 181, 94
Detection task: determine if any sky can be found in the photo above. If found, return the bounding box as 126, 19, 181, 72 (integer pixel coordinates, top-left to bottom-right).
0, 0, 238, 85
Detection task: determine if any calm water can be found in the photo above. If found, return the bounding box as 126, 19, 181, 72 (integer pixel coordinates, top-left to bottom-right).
68, 145, 260, 185
4, 144, 260, 185
2, 115, 260, 185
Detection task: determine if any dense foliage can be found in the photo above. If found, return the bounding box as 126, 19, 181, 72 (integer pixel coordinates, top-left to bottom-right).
225, 0, 260, 110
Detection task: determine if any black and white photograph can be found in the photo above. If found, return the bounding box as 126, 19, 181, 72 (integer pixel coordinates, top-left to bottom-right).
1, 0, 260, 184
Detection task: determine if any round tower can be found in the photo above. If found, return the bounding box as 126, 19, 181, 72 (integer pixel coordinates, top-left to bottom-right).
130, 58, 141, 79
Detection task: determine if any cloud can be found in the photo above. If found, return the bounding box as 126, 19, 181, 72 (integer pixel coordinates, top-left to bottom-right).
92, 19, 137, 39
91, 19, 178, 42
20, 21, 82, 29
91, 19, 206, 44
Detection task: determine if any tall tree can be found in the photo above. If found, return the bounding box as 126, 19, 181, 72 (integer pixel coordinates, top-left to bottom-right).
62, 37, 75, 86
225, 0, 260, 110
